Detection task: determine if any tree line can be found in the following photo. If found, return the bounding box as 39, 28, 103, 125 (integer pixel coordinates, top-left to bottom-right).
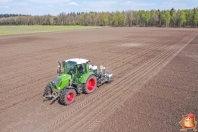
0, 8, 198, 27
0, 14, 29, 18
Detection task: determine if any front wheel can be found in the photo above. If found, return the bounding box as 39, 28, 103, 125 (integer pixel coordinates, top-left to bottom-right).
83, 75, 97, 94
60, 89, 76, 105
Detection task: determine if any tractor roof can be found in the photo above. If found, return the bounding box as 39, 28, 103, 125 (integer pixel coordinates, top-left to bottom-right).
65, 58, 89, 64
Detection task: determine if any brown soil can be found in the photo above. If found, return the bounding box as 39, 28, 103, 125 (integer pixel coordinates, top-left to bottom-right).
0, 27, 197, 132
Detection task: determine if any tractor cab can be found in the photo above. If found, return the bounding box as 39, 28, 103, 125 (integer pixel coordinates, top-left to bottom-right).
64, 58, 89, 75
57, 58, 90, 75
57, 58, 92, 84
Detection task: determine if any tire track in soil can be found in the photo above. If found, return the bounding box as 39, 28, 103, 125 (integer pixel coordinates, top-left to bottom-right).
36, 30, 197, 132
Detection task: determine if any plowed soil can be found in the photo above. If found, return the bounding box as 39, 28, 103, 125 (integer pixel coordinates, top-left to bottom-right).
0, 27, 198, 132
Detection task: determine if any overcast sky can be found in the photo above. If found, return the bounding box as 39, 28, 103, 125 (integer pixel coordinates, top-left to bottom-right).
0, 0, 198, 15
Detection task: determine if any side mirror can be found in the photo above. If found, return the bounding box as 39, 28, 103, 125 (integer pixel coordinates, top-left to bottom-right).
57, 61, 62, 75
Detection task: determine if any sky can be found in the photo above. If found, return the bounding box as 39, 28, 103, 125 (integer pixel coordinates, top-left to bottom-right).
0, 0, 198, 15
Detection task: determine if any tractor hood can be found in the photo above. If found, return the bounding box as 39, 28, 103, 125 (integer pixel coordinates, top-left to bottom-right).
50, 74, 71, 90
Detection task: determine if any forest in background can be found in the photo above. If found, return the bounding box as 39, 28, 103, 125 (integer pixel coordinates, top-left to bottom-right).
0, 7, 198, 27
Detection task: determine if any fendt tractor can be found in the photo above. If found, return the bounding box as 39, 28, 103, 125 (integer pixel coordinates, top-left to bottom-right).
43, 58, 113, 105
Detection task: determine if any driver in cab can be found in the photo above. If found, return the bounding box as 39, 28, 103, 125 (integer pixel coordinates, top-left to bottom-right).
78, 64, 83, 74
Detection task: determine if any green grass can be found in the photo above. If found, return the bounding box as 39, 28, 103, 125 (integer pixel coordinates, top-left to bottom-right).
0, 25, 103, 35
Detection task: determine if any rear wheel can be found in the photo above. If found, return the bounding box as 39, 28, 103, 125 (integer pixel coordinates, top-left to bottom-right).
83, 75, 97, 94
43, 84, 52, 99
60, 89, 76, 105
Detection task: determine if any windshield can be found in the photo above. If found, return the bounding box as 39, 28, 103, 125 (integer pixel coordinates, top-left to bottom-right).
51, 77, 61, 88
64, 61, 77, 74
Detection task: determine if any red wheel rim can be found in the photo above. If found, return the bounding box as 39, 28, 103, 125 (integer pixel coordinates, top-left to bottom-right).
66, 92, 74, 102
87, 79, 95, 91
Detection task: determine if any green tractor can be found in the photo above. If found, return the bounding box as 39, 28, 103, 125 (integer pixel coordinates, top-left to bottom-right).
43, 58, 113, 105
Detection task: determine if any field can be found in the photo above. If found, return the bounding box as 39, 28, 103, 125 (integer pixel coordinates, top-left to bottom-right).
0, 27, 198, 132
0, 25, 102, 35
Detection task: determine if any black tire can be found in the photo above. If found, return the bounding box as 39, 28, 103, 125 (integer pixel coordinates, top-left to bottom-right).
83, 75, 97, 94
60, 89, 76, 105
43, 84, 52, 99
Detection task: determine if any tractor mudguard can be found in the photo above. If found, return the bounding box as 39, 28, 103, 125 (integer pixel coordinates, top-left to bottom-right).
65, 85, 79, 94
79, 72, 95, 83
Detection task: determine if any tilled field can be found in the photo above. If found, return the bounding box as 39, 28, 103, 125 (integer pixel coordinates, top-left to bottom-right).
0, 27, 198, 132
